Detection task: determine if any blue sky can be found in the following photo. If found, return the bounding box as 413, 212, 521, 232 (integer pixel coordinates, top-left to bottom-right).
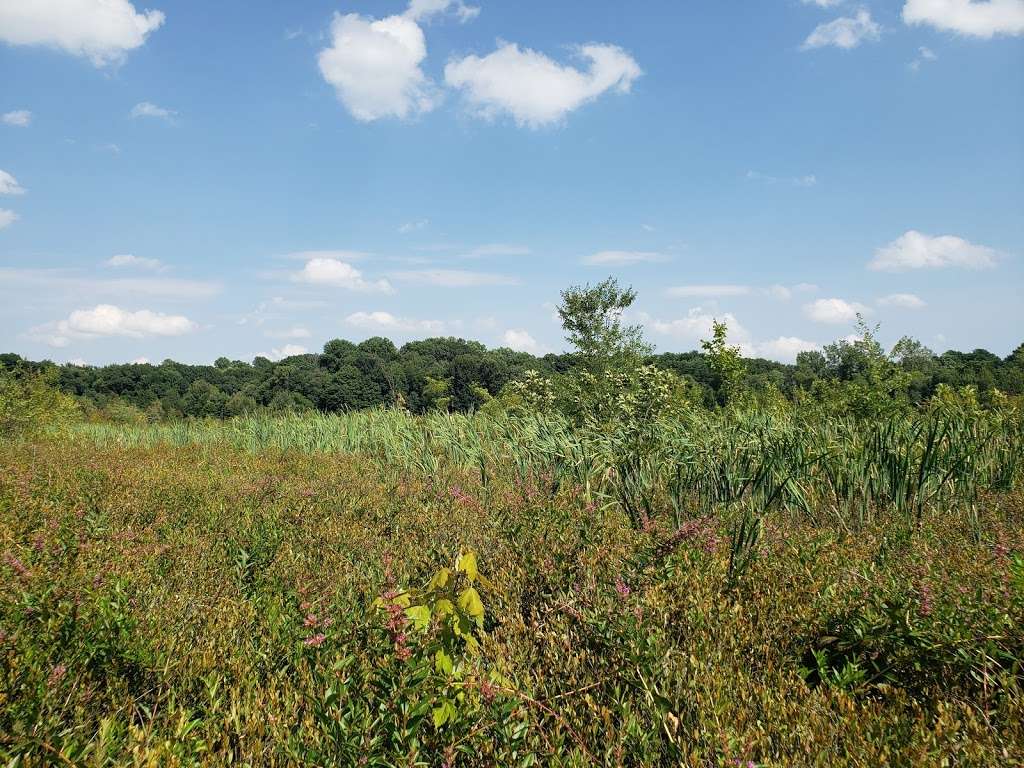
1, 0, 1022, 365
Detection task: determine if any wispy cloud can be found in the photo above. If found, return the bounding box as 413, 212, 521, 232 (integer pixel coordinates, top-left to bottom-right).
582, 250, 668, 266
2, 110, 31, 127
801, 9, 881, 50
130, 101, 177, 120
389, 269, 519, 287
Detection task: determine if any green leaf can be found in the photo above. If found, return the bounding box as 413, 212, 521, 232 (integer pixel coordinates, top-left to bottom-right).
458, 586, 484, 624
456, 552, 478, 582
434, 648, 453, 676
432, 699, 455, 728
433, 598, 455, 617
405, 604, 431, 631
429, 567, 451, 590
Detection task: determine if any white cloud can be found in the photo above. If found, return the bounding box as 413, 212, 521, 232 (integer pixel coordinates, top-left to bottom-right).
804, 297, 870, 324
878, 292, 927, 309
0, 267, 220, 300
666, 284, 751, 298
502, 328, 544, 354
646, 308, 749, 343
282, 249, 370, 262
345, 310, 445, 334
264, 344, 308, 361
399, 218, 429, 234
318, 11, 439, 122
801, 9, 882, 49
405, 0, 480, 22
0, 170, 25, 195
582, 250, 668, 266
903, 0, 1024, 38
909, 45, 938, 70
291, 257, 393, 293
2, 110, 31, 127
0, 0, 165, 66
33, 304, 197, 347
105, 253, 162, 270
390, 269, 519, 287
803, 0, 843, 6
131, 356, 150, 364
869, 230, 999, 271
130, 101, 175, 120
264, 326, 312, 340
445, 42, 641, 128
754, 336, 820, 363
0, 209, 17, 229
461, 243, 532, 258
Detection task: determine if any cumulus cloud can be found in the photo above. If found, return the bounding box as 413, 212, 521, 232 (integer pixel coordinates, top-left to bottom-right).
502, 328, 544, 354
903, 0, 1024, 38
801, 9, 882, 49
646, 308, 749, 344
291, 257, 393, 293
390, 269, 519, 287
263, 345, 308, 361
105, 253, 162, 270
804, 297, 870, 324
754, 336, 820, 363
345, 310, 444, 334
2, 110, 31, 127
869, 230, 999, 271
33, 304, 197, 347
878, 292, 927, 309
444, 42, 641, 127
582, 250, 668, 266
0, 170, 25, 195
130, 101, 175, 120
666, 284, 752, 298
0, 209, 17, 229
0, 0, 165, 66
318, 11, 439, 122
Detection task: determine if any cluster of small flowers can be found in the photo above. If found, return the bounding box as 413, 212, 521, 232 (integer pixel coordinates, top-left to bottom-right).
3, 552, 30, 580
449, 485, 475, 507
614, 577, 631, 599
381, 589, 411, 661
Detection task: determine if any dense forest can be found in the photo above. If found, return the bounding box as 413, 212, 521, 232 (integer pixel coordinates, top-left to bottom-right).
2, 331, 1022, 422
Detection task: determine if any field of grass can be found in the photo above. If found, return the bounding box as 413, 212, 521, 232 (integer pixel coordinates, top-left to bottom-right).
2, 408, 1023, 766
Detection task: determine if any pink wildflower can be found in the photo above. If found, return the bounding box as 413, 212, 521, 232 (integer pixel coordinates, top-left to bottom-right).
615, 577, 631, 599
304, 633, 326, 647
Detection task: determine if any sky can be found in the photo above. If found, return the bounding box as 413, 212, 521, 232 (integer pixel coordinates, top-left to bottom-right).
1, 0, 1022, 366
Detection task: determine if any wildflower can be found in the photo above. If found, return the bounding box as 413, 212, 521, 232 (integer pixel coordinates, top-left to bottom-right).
480, 678, 497, 704
304, 633, 326, 647
303, 613, 319, 628
48, 663, 67, 686
3, 552, 30, 580
614, 577, 631, 599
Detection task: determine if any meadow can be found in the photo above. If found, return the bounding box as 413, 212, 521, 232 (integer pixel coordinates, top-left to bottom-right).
2, 403, 1022, 766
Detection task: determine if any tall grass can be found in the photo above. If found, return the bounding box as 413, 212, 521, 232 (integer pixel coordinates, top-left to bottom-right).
75, 403, 1023, 528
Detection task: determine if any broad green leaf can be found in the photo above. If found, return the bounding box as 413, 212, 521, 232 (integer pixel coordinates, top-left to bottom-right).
429, 567, 451, 590
405, 604, 431, 631
458, 587, 484, 627
456, 552, 478, 582
432, 699, 455, 727
434, 648, 453, 676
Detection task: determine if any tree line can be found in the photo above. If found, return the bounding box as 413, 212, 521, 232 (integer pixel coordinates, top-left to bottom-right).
2, 279, 1022, 422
